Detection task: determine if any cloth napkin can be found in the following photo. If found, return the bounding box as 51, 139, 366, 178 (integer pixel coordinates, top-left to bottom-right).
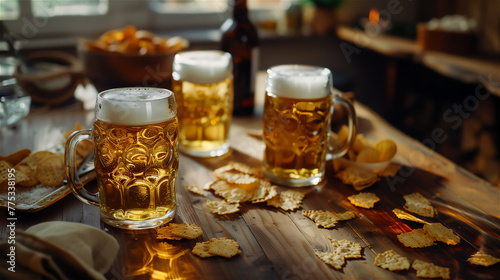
0, 221, 119, 280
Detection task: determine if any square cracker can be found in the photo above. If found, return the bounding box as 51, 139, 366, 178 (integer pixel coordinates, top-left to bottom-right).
412, 259, 450, 279
374, 249, 410, 271
423, 223, 460, 245
157, 223, 203, 240
397, 228, 436, 248
208, 237, 241, 258
348, 192, 380, 209
467, 251, 500, 267
403, 192, 435, 218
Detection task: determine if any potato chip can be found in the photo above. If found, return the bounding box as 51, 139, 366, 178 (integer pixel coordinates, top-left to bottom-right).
403, 192, 435, 218
208, 237, 241, 258
393, 208, 430, 224
211, 171, 259, 189
356, 147, 380, 163
267, 190, 305, 211
315, 252, 346, 269
36, 155, 66, 187
374, 139, 397, 161
184, 184, 205, 196
397, 228, 436, 248
412, 259, 450, 279
206, 200, 240, 215
157, 223, 203, 240
467, 251, 500, 267
347, 192, 380, 209
351, 134, 370, 153
21, 151, 55, 170
14, 162, 38, 187
302, 210, 356, 228
423, 223, 460, 245
2, 149, 31, 166
374, 249, 410, 271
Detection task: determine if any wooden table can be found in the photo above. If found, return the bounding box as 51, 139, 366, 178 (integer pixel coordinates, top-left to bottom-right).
1, 83, 499, 279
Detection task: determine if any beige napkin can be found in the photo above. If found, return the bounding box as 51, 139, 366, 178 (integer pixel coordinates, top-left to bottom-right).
0, 221, 119, 280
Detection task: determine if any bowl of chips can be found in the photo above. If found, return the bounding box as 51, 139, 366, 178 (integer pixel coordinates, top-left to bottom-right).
78, 25, 189, 91
332, 125, 399, 190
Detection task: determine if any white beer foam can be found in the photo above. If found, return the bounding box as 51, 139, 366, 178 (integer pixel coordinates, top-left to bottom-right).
266, 65, 332, 99
173, 50, 232, 85
96, 88, 176, 125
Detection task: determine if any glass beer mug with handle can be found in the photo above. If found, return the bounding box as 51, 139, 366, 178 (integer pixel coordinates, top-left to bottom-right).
65, 88, 179, 229
262, 65, 357, 187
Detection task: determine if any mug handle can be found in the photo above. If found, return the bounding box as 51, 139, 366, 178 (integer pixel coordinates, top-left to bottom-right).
65, 129, 99, 206
328, 94, 357, 159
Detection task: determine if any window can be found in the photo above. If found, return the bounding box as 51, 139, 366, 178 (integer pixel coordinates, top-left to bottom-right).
31, 0, 108, 17
1, 0, 285, 49
0, 0, 20, 20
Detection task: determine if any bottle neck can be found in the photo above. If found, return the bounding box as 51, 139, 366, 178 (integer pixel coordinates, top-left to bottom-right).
232, 0, 249, 21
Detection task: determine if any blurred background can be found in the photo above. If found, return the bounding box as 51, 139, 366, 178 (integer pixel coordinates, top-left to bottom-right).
1, 0, 499, 186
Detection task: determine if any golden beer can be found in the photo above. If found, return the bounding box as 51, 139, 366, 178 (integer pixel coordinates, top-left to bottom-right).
262, 65, 357, 187
172, 50, 233, 157
263, 94, 332, 185
66, 88, 179, 229
93, 118, 179, 222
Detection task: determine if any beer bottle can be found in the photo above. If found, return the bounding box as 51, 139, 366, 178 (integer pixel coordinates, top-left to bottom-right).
220, 0, 259, 116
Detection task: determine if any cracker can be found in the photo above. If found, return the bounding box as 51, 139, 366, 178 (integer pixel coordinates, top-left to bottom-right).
374, 249, 410, 271
403, 192, 435, 218
184, 184, 206, 196
423, 223, 460, 245
267, 190, 305, 211
302, 210, 356, 228
14, 162, 38, 187
192, 240, 213, 258
210, 180, 252, 203
315, 238, 363, 270
397, 228, 436, 248
206, 200, 240, 215
329, 238, 362, 259
315, 252, 346, 269
0, 161, 13, 184
35, 155, 66, 187
251, 180, 278, 203
347, 192, 380, 209
21, 151, 55, 170
157, 223, 203, 240
393, 208, 429, 224
412, 259, 450, 279
2, 149, 31, 166
208, 237, 241, 258
467, 251, 500, 267
192, 238, 241, 259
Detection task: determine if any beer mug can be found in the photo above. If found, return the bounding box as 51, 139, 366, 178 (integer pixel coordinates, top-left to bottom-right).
65, 88, 179, 229
172, 50, 233, 157
262, 65, 357, 187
